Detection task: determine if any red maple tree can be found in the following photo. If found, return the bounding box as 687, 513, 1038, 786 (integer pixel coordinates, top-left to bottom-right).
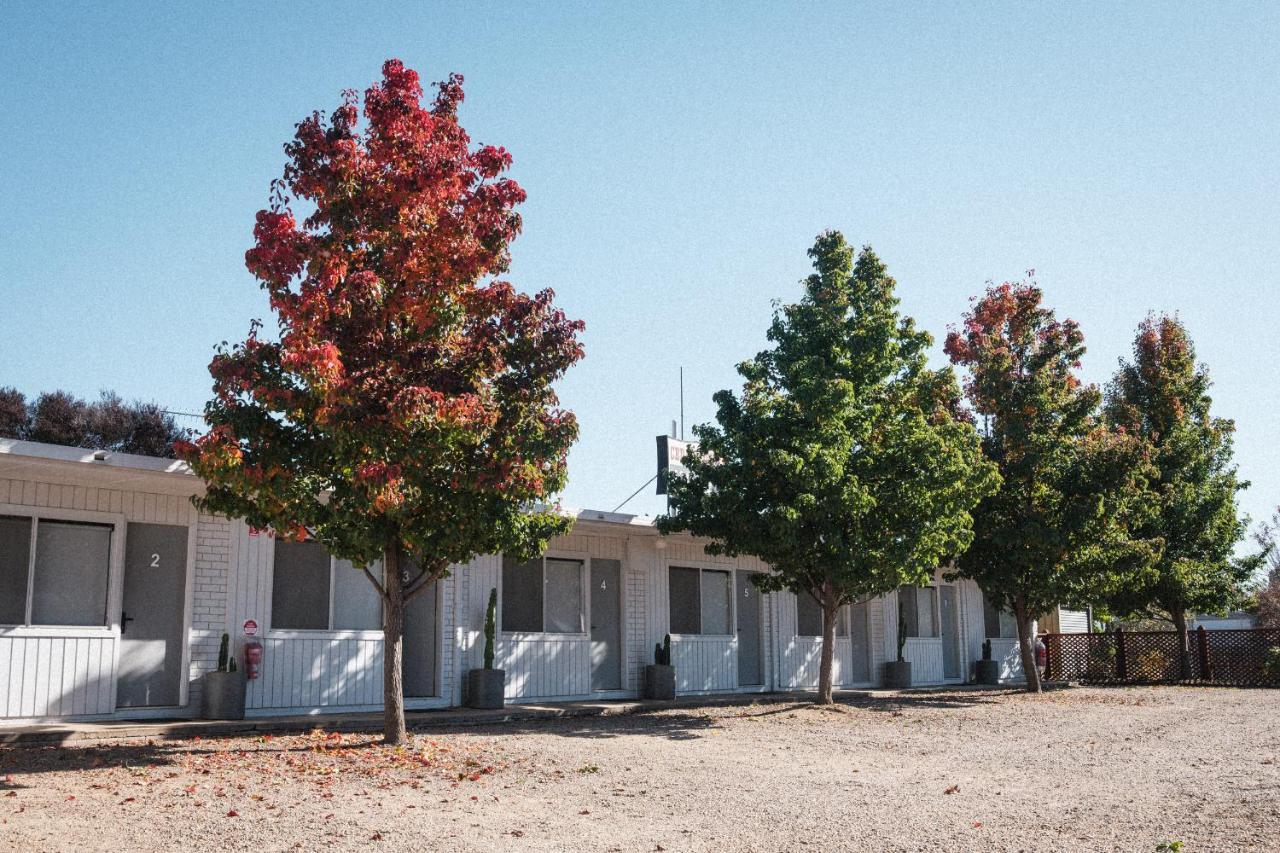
179, 60, 584, 742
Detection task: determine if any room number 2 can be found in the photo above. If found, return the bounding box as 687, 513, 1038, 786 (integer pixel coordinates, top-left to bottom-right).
150, 553, 160, 568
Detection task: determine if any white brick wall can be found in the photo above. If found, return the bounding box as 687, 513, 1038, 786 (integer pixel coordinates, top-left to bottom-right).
186, 512, 232, 714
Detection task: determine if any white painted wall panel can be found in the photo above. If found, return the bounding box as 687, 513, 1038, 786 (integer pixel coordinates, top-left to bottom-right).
0, 635, 116, 718
496, 635, 591, 699
903, 638, 946, 684
672, 635, 737, 693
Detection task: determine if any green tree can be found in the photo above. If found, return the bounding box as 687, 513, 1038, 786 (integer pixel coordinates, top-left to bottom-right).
659, 232, 998, 703
178, 61, 584, 744
945, 280, 1159, 692
1104, 316, 1262, 667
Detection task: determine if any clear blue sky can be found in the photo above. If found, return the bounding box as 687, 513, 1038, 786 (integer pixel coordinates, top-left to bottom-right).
2, 2, 1276, 532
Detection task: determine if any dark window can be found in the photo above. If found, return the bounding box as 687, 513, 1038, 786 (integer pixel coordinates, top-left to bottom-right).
0, 516, 31, 625
982, 592, 1017, 639
501, 556, 543, 632
501, 555, 583, 633
668, 566, 702, 634
796, 591, 824, 637
271, 540, 331, 630
899, 586, 938, 638
31, 520, 111, 626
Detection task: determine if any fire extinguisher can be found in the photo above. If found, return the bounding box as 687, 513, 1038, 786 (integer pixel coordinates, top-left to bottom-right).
244, 639, 263, 681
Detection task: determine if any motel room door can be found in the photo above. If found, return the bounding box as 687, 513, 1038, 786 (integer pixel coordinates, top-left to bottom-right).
590, 559, 623, 691
735, 571, 763, 687
403, 578, 438, 698
117, 523, 188, 709
939, 585, 962, 681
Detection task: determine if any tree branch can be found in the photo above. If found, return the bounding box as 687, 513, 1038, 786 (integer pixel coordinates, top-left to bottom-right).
405, 559, 449, 602
360, 564, 388, 600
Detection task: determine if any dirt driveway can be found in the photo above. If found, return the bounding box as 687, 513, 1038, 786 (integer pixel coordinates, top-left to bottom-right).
2, 686, 1277, 852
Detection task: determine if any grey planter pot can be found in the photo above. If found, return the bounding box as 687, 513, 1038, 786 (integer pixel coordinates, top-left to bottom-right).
883, 660, 913, 690
202, 670, 246, 720
642, 664, 676, 700
466, 668, 506, 710
975, 659, 1001, 686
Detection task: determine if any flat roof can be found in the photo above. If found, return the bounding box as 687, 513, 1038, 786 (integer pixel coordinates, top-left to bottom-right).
0, 438, 657, 529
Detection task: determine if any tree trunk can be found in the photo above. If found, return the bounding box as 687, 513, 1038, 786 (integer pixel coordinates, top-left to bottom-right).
816, 582, 837, 705
1013, 593, 1042, 694
382, 544, 407, 745
1172, 607, 1190, 680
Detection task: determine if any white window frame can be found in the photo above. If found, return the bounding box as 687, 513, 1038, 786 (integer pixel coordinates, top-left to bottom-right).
666, 561, 735, 639
0, 504, 125, 636
499, 549, 589, 638
267, 538, 383, 638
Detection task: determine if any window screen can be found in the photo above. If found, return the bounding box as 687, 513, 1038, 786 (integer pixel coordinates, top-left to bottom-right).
668, 566, 701, 634
332, 559, 382, 630
544, 558, 583, 633
31, 520, 111, 626
900, 586, 938, 638
0, 516, 31, 625
796, 591, 823, 637
502, 555, 543, 632
901, 586, 938, 638
271, 540, 331, 630
700, 570, 732, 635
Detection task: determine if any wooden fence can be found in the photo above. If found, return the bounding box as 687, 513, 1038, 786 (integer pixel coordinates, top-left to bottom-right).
1043, 627, 1280, 687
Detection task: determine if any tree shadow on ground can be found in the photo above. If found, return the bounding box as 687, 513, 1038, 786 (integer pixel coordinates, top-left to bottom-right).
838, 688, 1013, 714
451, 710, 722, 742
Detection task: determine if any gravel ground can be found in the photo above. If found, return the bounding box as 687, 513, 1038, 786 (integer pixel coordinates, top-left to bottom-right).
2, 686, 1277, 852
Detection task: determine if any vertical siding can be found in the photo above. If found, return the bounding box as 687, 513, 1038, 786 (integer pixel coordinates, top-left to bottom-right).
0, 635, 115, 717
0, 472, 199, 719
672, 636, 737, 693
902, 638, 946, 684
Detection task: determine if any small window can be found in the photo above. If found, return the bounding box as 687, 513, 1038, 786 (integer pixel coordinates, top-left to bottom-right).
796, 592, 849, 638
271, 540, 381, 631
796, 591, 823, 637
0, 515, 112, 627
982, 592, 1018, 639
669, 566, 732, 636
0, 516, 32, 625
899, 586, 938, 638
501, 555, 584, 634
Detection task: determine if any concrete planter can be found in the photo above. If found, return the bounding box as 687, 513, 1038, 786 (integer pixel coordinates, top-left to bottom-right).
975, 659, 1001, 685
466, 668, 506, 710
201, 670, 246, 720
642, 664, 676, 700
882, 660, 913, 690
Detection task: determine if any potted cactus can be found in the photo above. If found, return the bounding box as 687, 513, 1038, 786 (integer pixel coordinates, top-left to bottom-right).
882, 598, 913, 689
975, 637, 1001, 685
202, 632, 246, 719
643, 634, 676, 700
466, 588, 506, 709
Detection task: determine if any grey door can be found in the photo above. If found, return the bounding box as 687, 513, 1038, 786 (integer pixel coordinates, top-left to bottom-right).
404, 579, 438, 698
940, 585, 961, 680
736, 571, 763, 686
117, 523, 188, 708
848, 599, 871, 684
590, 559, 622, 691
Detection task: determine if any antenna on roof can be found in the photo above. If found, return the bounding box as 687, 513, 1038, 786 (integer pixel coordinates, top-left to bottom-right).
679, 366, 684, 440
